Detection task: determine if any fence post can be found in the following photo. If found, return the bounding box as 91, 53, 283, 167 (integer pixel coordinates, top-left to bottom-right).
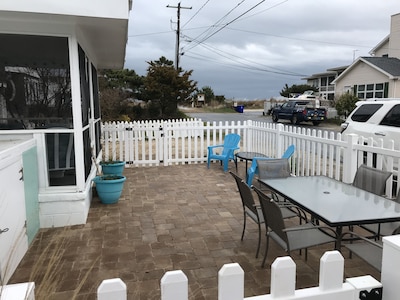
381, 235, 400, 300
161, 270, 188, 300
270, 256, 296, 298
319, 251, 344, 291
275, 123, 285, 157
97, 278, 126, 300
342, 133, 359, 184
218, 263, 244, 300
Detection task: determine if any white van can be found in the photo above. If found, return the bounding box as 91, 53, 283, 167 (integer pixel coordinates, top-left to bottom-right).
341, 99, 400, 149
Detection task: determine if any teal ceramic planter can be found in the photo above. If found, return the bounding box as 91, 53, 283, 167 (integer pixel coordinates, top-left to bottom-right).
100, 161, 125, 175
93, 175, 126, 204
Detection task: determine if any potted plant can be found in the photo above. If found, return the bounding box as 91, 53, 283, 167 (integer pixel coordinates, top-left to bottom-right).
100, 160, 125, 175
92, 174, 126, 204
92, 150, 126, 204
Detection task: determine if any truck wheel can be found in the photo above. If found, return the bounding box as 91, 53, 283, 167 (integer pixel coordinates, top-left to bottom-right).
312, 121, 320, 126
272, 114, 278, 122
291, 115, 299, 125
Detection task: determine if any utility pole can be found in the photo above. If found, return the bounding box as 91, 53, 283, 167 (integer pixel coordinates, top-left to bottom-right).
167, 2, 192, 70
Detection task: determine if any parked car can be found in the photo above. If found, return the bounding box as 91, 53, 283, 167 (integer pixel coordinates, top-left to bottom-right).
341, 98, 400, 149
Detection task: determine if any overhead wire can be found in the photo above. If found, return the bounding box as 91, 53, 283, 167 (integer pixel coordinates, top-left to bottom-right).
183, 0, 247, 52
185, 40, 307, 76
182, 0, 212, 29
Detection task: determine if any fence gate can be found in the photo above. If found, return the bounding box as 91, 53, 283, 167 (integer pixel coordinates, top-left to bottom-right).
102, 120, 206, 167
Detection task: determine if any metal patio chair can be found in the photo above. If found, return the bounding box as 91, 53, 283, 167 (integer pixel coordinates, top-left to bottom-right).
246, 144, 295, 186
253, 186, 337, 268
352, 164, 392, 196
344, 226, 400, 271
352, 164, 393, 237
230, 171, 298, 258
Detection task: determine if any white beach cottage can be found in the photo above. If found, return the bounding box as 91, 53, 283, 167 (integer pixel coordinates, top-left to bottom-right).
0, 0, 132, 285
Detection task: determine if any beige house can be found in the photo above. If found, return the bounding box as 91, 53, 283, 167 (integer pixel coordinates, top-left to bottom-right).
333, 13, 400, 99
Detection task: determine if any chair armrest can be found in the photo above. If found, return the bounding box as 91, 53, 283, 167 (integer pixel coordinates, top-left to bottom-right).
284, 224, 338, 238
342, 231, 383, 248
208, 144, 224, 150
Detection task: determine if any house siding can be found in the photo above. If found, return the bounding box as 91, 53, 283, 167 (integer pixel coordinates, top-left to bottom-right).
374, 39, 390, 57
335, 63, 390, 96
389, 13, 400, 58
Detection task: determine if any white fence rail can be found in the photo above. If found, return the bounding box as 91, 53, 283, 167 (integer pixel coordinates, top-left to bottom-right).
93, 235, 400, 300
102, 119, 400, 197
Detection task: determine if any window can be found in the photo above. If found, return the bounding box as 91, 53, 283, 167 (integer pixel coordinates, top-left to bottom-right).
356, 83, 386, 99
351, 104, 383, 122
0, 34, 71, 129
380, 105, 400, 127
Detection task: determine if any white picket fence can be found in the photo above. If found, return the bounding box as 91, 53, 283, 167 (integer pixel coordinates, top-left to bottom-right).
94, 235, 400, 300
102, 119, 400, 197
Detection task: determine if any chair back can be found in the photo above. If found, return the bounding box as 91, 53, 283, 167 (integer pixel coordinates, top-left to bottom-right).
281, 144, 295, 159
257, 158, 291, 181
222, 133, 240, 156
253, 187, 288, 244
230, 172, 257, 215
352, 164, 392, 196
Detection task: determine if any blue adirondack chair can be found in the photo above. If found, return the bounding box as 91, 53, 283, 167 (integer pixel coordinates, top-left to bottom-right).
246, 144, 295, 185
207, 133, 240, 172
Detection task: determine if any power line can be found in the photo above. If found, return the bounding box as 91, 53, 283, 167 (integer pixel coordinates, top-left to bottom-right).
183, 0, 247, 53
182, 0, 212, 29
183, 0, 266, 53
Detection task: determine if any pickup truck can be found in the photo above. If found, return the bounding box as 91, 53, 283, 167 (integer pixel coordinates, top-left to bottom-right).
271, 100, 327, 126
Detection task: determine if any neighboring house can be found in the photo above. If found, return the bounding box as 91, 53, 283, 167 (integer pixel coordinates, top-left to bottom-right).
0, 0, 131, 283
332, 12, 400, 99
197, 93, 205, 107
303, 13, 400, 100
302, 66, 348, 101
333, 56, 400, 99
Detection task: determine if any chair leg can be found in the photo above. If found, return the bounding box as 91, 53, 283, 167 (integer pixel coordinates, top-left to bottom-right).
241, 212, 246, 241
256, 222, 261, 258
261, 234, 270, 268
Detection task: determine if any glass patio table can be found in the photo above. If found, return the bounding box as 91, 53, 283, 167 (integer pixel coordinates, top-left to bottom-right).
258, 175, 400, 249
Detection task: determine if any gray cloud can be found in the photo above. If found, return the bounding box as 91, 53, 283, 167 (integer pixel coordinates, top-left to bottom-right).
126, 0, 399, 99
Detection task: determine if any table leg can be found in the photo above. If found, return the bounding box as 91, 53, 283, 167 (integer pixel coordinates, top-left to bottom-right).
335, 226, 343, 250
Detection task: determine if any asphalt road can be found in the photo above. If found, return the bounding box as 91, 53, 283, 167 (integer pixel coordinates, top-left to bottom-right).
186, 110, 341, 132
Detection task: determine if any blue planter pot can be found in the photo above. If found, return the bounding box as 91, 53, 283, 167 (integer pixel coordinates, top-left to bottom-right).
93, 175, 126, 204
100, 161, 125, 175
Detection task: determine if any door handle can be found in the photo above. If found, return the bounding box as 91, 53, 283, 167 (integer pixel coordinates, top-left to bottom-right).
0, 228, 9, 234
374, 132, 386, 136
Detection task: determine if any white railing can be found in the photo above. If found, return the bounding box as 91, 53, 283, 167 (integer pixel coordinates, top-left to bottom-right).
102, 119, 400, 197
92, 235, 400, 300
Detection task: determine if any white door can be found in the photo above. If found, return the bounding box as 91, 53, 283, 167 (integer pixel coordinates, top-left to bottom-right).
0, 155, 28, 284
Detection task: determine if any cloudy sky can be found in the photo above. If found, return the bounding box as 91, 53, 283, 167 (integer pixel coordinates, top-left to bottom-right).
126, 0, 400, 100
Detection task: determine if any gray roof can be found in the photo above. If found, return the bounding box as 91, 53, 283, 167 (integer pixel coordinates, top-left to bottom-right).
362, 57, 400, 77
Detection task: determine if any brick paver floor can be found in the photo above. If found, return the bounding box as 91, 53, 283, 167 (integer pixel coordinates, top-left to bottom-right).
9, 162, 380, 299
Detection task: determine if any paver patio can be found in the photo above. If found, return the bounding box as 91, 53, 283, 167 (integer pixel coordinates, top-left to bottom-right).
9, 162, 380, 299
